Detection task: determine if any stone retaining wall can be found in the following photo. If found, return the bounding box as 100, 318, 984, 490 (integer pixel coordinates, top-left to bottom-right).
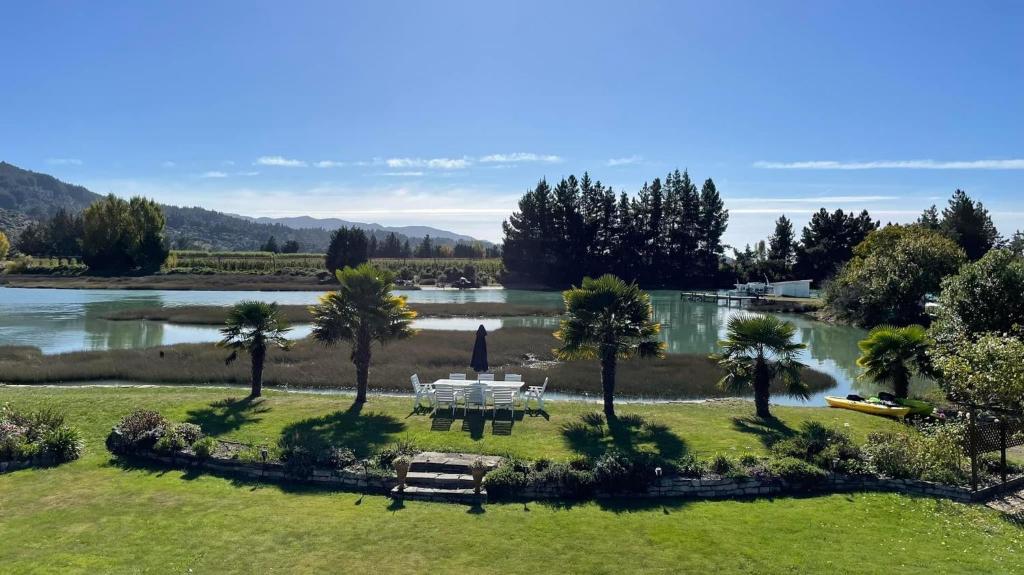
124, 448, 1021, 505
0, 460, 34, 474
518, 473, 1013, 503
134, 450, 396, 493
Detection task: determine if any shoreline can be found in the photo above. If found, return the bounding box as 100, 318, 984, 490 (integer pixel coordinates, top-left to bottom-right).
97, 302, 564, 324
0, 273, 511, 292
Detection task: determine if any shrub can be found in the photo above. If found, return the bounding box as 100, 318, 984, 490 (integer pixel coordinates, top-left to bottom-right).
592, 450, 663, 492
483, 460, 531, 499
676, 453, 707, 478
710, 454, 734, 475
41, 425, 84, 463
192, 437, 217, 460
862, 422, 970, 485
112, 409, 169, 452
761, 456, 828, 487
173, 423, 204, 445
771, 421, 864, 472
371, 440, 417, 469
154, 433, 188, 454
320, 446, 357, 469
281, 445, 316, 479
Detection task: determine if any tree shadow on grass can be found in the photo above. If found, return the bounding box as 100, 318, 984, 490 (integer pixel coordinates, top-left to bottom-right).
730, 415, 795, 448
278, 401, 405, 458
185, 396, 271, 437
560, 412, 688, 460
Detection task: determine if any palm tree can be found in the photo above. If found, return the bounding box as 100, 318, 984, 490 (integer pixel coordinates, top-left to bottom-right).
218, 301, 292, 398
856, 324, 932, 399
310, 264, 417, 403
554, 274, 663, 418
712, 314, 808, 419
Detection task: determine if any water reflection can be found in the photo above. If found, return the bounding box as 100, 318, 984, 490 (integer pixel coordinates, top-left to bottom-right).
0, 286, 889, 404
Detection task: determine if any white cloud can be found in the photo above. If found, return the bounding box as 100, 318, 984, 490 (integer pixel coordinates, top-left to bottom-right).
161, 161, 176, 168
606, 155, 642, 167
728, 195, 899, 203
385, 157, 471, 169
199, 170, 259, 178
479, 152, 562, 164
255, 155, 308, 167
46, 158, 83, 166
315, 160, 347, 168
753, 159, 1024, 170
381, 171, 425, 177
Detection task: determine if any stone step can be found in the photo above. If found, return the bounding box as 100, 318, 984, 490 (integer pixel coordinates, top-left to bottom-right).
409, 452, 503, 475
405, 471, 476, 489
390, 485, 487, 504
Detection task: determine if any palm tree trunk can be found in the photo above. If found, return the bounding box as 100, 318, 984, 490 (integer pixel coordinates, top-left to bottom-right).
353, 330, 371, 403
754, 356, 771, 419
600, 347, 617, 419
250, 346, 265, 398
894, 372, 909, 399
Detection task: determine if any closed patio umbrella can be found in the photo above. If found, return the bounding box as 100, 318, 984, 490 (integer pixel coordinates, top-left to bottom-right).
470, 324, 488, 373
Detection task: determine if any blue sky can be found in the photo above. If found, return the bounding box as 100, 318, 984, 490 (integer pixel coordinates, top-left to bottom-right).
1, 0, 1022, 247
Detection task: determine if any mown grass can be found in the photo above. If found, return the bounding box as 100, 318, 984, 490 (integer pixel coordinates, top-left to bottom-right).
0, 328, 836, 399
0, 386, 1021, 574
98, 302, 564, 324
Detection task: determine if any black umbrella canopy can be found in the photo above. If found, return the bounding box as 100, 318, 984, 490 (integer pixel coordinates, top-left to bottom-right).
470, 324, 488, 373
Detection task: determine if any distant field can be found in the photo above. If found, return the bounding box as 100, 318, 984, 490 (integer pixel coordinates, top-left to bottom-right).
166, 251, 504, 280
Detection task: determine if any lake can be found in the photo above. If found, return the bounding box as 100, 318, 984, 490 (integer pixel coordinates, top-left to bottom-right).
0, 286, 901, 405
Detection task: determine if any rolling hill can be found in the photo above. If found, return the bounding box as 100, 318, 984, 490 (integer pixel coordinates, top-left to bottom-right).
0, 162, 486, 252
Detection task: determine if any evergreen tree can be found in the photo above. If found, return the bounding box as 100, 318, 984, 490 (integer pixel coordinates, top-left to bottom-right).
324, 227, 369, 274
381, 232, 403, 258
767, 214, 797, 278
415, 235, 434, 258
940, 189, 1000, 260
401, 239, 411, 258
261, 236, 279, 253
918, 205, 941, 230
696, 178, 728, 287
367, 234, 379, 258
795, 208, 877, 282
281, 239, 301, 253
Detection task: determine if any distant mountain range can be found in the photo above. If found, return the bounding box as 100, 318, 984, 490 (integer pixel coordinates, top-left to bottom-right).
0, 162, 488, 252
240, 216, 481, 244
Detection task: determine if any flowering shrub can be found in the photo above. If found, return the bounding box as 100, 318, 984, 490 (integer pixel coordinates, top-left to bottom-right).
0, 404, 83, 465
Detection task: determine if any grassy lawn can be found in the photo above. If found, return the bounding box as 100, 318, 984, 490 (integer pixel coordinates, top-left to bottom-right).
1, 386, 1022, 574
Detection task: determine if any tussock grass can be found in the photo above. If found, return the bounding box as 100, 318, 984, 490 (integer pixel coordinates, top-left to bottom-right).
0, 327, 835, 398
99, 302, 564, 325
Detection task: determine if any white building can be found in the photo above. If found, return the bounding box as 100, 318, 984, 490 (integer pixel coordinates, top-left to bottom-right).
733, 279, 813, 298
768, 279, 812, 298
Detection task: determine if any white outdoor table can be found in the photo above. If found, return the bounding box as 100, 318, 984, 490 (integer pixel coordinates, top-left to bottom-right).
431, 378, 524, 391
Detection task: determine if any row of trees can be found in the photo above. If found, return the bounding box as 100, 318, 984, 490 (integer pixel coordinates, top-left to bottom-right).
503, 171, 729, 287
325, 227, 499, 275
11, 196, 169, 272
260, 236, 302, 254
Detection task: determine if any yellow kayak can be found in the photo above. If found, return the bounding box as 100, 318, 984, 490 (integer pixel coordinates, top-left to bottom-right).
825, 396, 911, 419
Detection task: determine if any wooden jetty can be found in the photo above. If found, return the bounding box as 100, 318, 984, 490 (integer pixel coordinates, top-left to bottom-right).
680, 291, 764, 307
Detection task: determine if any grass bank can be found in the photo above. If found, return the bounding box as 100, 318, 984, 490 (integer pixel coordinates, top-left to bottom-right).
98, 302, 564, 324
0, 328, 836, 399
0, 386, 1020, 574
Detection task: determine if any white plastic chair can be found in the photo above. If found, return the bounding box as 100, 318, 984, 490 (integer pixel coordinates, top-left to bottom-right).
477, 373, 495, 381
463, 383, 486, 416
432, 384, 457, 417
492, 388, 516, 422
523, 377, 549, 411
503, 374, 522, 382
449, 373, 467, 380
410, 374, 434, 409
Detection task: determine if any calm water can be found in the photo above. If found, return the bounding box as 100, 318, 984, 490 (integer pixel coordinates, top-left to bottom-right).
0, 286, 907, 405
